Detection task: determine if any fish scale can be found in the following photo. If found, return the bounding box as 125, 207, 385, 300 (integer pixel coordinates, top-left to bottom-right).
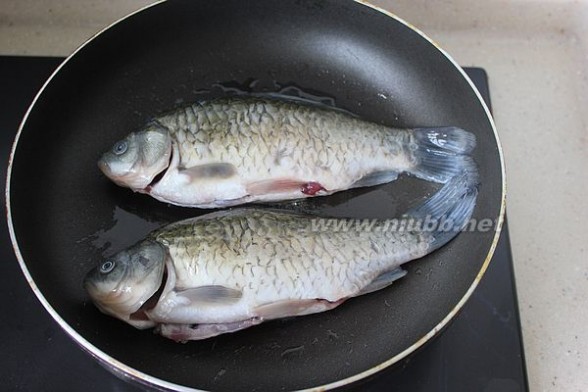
150, 210, 430, 305
86, 167, 477, 339
100, 95, 479, 208
153, 97, 415, 198
91, 111, 479, 339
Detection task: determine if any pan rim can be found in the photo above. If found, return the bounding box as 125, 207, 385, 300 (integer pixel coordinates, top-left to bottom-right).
5, 0, 506, 391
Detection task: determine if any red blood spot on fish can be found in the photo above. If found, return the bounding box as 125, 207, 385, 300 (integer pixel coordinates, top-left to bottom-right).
301, 182, 326, 196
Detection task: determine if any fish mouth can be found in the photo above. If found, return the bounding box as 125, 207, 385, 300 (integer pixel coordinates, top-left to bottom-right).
97, 156, 127, 187
129, 266, 167, 321
143, 146, 174, 193
97, 158, 111, 177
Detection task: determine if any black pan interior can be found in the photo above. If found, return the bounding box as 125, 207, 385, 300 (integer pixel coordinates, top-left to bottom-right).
9, 0, 503, 390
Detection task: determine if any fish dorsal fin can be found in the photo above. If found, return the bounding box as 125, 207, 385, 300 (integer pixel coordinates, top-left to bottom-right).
176, 285, 242, 305
179, 163, 237, 180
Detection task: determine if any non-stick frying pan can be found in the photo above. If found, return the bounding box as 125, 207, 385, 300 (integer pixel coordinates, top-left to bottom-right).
6, 1, 505, 390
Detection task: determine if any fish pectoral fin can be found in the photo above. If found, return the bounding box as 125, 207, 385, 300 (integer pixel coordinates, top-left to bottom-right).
179, 162, 237, 180
253, 298, 345, 320
176, 285, 243, 305
354, 267, 407, 297
350, 170, 399, 189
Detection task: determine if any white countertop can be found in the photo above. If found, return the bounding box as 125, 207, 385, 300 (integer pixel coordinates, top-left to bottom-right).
2, 1, 587, 390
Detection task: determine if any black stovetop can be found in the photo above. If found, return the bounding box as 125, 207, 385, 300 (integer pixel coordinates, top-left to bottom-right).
0, 56, 528, 392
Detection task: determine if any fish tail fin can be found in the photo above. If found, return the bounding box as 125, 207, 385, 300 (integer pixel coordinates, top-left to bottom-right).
405, 164, 479, 251
408, 126, 477, 183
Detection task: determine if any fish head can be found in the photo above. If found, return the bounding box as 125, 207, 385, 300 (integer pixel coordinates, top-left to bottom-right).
98, 124, 172, 191
84, 240, 166, 328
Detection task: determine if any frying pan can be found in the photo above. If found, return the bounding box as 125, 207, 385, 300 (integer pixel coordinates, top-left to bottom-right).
6, 0, 505, 390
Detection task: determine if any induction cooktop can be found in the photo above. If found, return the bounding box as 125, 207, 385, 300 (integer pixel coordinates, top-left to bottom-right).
0, 56, 528, 392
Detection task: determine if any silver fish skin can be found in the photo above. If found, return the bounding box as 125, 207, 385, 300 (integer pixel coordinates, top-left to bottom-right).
98, 97, 476, 208
84, 169, 478, 341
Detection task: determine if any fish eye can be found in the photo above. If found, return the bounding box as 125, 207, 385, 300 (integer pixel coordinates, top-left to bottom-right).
100, 260, 116, 274
113, 140, 128, 155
